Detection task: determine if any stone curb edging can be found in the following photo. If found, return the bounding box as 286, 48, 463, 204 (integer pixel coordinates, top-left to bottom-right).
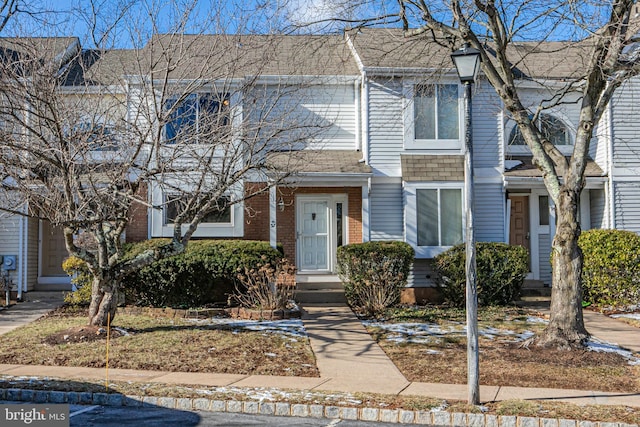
0, 388, 638, 427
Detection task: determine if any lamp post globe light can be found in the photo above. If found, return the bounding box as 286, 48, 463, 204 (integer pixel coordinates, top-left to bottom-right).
451, 42, 482, 406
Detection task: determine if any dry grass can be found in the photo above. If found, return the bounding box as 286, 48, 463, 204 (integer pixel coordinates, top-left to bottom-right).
0, 308, 318, 377
369, 305, 640, 393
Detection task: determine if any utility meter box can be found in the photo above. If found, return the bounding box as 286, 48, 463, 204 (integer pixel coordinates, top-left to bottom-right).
3, 255, 17, 271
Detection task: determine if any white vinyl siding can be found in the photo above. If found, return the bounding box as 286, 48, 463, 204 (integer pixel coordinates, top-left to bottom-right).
249, 83, 357, 151
614, 182, 640, 233
27, 217, 39, 291
538, 233, 552, 285
370, 180, 403, 240
589, 189, 606, 229
611, 78, 640, 170
407, 258, 436, 288
368, 78, 404, 177
472, 83, 502, 168
474, 184, 506, 242
0, 215, 21, 256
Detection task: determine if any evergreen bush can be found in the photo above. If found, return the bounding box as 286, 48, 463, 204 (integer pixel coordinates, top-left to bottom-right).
579, 229, 640, 308
433, 242, 528, 307
122, 239, 284, 308
336, 241, 414, 318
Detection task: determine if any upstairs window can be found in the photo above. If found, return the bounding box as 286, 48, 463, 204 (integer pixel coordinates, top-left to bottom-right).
165, 93, 230, 144
414, 84, 459, 141
508, 113, 572, 147
164, 194, 232, 225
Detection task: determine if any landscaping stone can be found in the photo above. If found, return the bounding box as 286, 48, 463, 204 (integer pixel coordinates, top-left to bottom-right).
275, 402, 290, 416
309, 404, 324, 418
259, 402, 275, 416
242, 401, 259, 414
399, 409, 415, 424
20, 389, 33, 402
468, 413, 484, 427
66, 392, 80, 404
105, 394, 124, 407
361, 407, 379, 422
486, 414, 499, 427
520, 416, 539, 427
33, 390, 48, 403
500, 415, 517, 427
291, 404, 309, 417
226, 400, 242, 413
141, 396, 158, 407
559, 420, 577, 427
211, 400, 226, 412
542, 419, 559, 427
157, 397, 176, 409
79, 392, 93, 405
340, 407, 358, 420
381, 409, 399, 423
453, 412, 467, 427
193, 398, 211, 411
432, 411, 450, 426
49, 391, 67, 403
324, 406, 339, 419
176, 398, 192, 410
123, 396, 142, 407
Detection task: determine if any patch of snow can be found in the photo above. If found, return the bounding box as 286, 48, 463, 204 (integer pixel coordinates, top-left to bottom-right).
112, 327, 130, 336
525, 316, 548, 324
505, 160, 523, 171
586, 338, 640, 365
186, 317, 307, 339
610, 313, 640, 320
364, 321, 536, 344
264, 352, 277, 358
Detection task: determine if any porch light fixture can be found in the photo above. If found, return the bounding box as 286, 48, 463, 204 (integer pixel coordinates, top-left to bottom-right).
278, 197, 285, 211
451, 42, 482, 406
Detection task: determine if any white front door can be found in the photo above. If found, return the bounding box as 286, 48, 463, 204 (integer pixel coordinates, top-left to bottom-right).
298, 199, 330, 272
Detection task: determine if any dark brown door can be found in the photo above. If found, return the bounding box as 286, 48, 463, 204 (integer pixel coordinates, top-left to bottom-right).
509, 196, 530, 268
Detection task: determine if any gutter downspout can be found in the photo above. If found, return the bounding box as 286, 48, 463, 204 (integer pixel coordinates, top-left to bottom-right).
607, 102, 615, 229
17, 211, 24, 301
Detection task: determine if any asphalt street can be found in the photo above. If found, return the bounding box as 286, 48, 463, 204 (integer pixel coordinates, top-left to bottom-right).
1, 401, 400, 427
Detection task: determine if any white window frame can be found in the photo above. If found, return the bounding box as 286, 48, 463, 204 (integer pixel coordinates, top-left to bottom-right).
150, 181, 244, 238
163, 92, 231, 145
403, 81, 463, 151
505, 111, 575, 156
404, 182, 465, 258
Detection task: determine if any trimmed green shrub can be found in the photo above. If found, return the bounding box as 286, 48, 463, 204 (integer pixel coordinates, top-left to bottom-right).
122, 239, 284, 308
336, 241, 414, 318
62, 256, 93, 306
579, 229, 640, 308
433, 242, 529, 307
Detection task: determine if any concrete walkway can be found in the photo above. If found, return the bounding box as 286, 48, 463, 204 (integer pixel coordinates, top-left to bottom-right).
0, 292, 65, 335
0, 296, 638, 409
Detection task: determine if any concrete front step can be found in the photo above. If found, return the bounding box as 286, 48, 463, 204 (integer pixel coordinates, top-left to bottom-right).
297, 281, 344, 291
520, 287, 552, 297
296, 289, 346, 304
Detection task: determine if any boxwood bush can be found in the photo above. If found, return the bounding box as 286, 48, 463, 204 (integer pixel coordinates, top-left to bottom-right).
121, 239, 284, 308
433, 242, 528, 307
336, 241, 414, 318
579, 229, 640, 308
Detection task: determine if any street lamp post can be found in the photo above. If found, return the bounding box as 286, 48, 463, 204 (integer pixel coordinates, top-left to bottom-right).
451, 42, 482, 406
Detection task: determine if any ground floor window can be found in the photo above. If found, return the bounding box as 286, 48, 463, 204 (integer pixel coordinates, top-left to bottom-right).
405, 182, 464, 258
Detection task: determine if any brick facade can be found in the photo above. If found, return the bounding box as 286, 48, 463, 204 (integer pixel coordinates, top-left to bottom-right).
244, 182, 270, 241
125, 182, 149, 243
276, 186, 363, 262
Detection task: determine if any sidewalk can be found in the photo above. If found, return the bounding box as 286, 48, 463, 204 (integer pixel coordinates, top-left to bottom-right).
0, 296, 638, 410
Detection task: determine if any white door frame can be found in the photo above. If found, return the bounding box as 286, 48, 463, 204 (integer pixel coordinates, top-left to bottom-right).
296, 194, 348, 273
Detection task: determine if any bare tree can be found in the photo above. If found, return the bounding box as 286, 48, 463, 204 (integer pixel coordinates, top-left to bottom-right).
362, 0, 638, 348
0, 1, 330, 325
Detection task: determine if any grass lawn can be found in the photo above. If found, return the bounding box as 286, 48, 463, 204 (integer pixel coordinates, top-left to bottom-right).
0, 307, 318, 377
366, 305, 640, 393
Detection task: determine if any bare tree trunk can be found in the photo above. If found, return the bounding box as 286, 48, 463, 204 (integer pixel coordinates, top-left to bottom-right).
536, 190, 589, 348
88, 275, 118, 326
